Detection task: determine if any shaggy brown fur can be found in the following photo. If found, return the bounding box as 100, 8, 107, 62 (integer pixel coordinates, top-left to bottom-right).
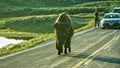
54, 12, 74, 55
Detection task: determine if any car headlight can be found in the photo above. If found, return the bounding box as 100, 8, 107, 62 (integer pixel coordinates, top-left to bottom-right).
100, 20, 104, 24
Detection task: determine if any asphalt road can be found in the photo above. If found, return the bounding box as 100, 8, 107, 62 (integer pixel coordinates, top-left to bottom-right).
0, 28, 120, 68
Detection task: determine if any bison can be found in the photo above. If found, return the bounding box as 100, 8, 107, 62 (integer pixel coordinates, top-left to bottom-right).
54, 12, 74, 55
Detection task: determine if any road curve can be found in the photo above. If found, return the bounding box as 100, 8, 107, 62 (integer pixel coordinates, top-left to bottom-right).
0, 28, 120, 68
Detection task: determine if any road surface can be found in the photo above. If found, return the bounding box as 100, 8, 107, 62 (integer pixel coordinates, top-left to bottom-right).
0, 28, 120, 68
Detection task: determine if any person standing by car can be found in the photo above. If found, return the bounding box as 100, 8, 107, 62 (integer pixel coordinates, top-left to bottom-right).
94, 9, 99, 28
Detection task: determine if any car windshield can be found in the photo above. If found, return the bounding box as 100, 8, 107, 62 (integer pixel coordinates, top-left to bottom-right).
104, 14, 120, 18
113, 9, 120, 13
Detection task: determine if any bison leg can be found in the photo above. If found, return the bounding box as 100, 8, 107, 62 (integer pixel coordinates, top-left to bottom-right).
61, 48, 63, 53
57, 41, 64, 55
64, 48, 67, 54
64, 37, 72, 53
59, 43, 63, 54
57, 49, 61, 55
56, 41, 59, 50
58, 46, 64, 55
56, 41, 61, 55
69, 47, 71, 52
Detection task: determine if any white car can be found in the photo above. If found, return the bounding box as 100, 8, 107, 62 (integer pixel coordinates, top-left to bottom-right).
112, 7, 120, 13
100, 13, 120, 29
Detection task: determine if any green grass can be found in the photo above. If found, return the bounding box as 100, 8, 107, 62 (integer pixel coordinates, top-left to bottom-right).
0, 1, 114, 17
71, 1, 120, 12
0, 7, 105, 18
3, 1, 115, 18
0, 1, 120, 18
0, 0, 98, 7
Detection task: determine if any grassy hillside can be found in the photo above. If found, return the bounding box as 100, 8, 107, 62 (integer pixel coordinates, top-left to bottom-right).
71, 1, 120, 12
0, 0, 100, 7
0, 0, 120, 18
0, 0, 95, 18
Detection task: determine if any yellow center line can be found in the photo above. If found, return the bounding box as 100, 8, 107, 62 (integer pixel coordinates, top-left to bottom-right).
72, 36, 120, 68
104, 35, 120, 49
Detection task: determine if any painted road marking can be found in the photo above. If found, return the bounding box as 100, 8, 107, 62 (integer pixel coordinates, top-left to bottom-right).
0, 28, 94, 59
72, 35, 120, 68
0, 41, 54, 59
104, 35, 120, 49
84, 36, 120, 66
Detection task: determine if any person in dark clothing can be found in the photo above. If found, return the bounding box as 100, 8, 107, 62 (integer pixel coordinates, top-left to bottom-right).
94, 9, 100, 28
54, 12, 74, 55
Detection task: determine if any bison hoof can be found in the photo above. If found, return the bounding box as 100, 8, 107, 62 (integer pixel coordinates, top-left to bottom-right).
58, 51, 61, 55
69, 49, 71, 52
64, 52, 67, 54
58, 53, 61, 55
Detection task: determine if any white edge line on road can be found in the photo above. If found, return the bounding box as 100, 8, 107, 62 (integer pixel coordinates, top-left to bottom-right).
0, 41, 55, 59
0, 28, 94, 59
72, 35, 120, 68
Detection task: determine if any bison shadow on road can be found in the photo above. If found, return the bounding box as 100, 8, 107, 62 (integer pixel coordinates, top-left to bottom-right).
68, 54, 120, 64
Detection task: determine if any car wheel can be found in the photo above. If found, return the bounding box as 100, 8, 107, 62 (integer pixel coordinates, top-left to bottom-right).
119, 27, 120, 29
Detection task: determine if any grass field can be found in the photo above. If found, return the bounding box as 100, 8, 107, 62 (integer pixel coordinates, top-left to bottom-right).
0, 0, 120, 56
